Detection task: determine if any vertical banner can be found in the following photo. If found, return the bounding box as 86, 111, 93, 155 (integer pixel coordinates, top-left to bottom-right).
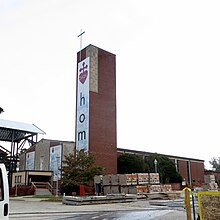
50, 145, 62, 181
26, 151, 35, 170
76, 57, 90, 152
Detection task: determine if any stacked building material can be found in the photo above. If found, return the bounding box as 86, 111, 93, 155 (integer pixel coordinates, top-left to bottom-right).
204, 174, 215, 184
137, 173, 149, 185
102, 174, 120, 194
102, 175, 111, 194
110, 174, 120, 194
119, 174, 138, 185
160, 184, 172, 192
136, 185, 148, 193
149, 185, 162, 192
94, 173, 161, 195
118, 174, 138, 194
204, 174, 218, 191
149, 173, 160, 184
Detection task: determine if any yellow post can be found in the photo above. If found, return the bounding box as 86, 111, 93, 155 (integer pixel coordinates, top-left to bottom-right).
183, 187, 192, 220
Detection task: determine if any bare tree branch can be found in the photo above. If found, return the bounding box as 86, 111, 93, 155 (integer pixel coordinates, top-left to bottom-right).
0, 107, 4, 114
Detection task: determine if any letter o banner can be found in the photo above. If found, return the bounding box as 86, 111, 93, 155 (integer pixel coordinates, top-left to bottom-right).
79, 114, 85, 123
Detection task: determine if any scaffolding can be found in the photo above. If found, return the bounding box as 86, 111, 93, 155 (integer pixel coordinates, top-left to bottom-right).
0, 119, 45, 186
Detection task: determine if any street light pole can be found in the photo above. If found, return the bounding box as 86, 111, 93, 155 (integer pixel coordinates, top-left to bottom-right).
154, 159, 158, 173
56, 174, 58, 197
56, 157, 60, 197
15, 162, 19, 196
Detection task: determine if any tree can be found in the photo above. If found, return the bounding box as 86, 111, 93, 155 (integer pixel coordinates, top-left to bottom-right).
209, 157, 220, 171
117, 153, 148, 174
0, 107, 4, 114
146, 154, 182, 183
61, 150, 104, 194
118, 153, 182, 183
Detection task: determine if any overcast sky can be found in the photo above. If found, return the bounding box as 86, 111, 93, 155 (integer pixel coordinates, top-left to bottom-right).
1, 0, 220, 168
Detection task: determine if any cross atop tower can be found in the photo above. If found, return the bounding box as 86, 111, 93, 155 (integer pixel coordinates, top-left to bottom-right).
77, 29, 85, 61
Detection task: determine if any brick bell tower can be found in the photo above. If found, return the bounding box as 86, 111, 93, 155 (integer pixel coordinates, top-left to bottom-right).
76, 44, 117, 174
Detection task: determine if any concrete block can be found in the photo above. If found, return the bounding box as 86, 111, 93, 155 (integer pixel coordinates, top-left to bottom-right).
102, 175, 111, 186
120, 186, 129, 194
119, 174, 127, 185
128, 185, 137, 194
111, 174, 119, 185
110, 186, 119, 194
103, 186, 111, 195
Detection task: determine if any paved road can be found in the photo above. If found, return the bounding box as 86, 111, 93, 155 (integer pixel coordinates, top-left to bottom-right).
9, 197, 187, 219
10, 210, 185, 220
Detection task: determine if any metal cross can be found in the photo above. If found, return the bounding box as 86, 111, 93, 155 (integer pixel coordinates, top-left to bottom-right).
77, 29, 85, 61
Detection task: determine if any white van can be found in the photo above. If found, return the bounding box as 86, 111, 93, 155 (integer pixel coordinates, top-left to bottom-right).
0, 164, 9, 219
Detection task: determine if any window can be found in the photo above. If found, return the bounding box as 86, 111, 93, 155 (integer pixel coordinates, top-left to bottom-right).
15, 175, 21, 184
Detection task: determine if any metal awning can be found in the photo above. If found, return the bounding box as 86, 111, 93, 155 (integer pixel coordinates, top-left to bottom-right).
0, 119, 45, 184
0, 119, 45, 143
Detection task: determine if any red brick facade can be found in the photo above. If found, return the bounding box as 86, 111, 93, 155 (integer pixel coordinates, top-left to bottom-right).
178, 160, 204, 184
178, 160, 188, 182
190, 161, 205, 183
77, 45, 117, 174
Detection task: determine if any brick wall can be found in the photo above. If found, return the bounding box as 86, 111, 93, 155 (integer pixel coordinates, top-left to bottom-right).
190, 161, 204, 183
178, 160, 189, 182
178, 159, 204, 184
